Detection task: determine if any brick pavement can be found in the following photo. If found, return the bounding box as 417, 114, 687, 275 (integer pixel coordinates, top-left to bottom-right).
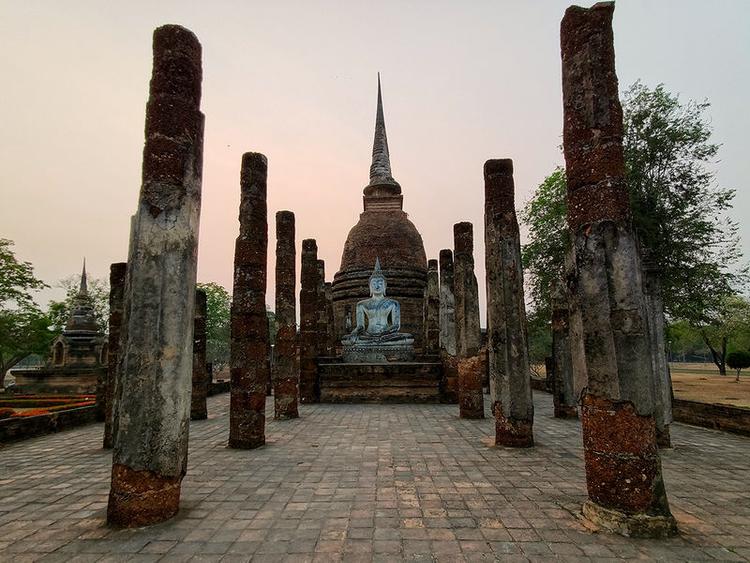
0, 391, 748, 562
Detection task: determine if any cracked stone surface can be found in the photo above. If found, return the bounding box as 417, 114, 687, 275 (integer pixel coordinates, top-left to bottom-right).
1, 392, 749, 561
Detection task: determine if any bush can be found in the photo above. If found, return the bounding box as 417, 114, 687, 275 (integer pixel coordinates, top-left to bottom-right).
726, 351, 750, 382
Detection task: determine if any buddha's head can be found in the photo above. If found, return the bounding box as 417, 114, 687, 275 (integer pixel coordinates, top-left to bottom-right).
369, 257, 387, 297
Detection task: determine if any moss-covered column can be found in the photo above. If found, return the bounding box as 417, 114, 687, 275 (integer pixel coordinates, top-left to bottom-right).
454, 222, 483, 419
107, 24, 203, 527
561, 2, 676, 537
103, 261, 126, 449
191, 289, 208, 420
484, 159, 533, 446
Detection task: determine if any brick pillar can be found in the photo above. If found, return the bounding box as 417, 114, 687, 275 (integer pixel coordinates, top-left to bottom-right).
191, 289, 208, 420
454, 222, 483, 418
228, 152, 269, 450
561, 2, 676, 537
439, 249, 458, 403
103, 262, 126, 449
551, 279, 577, 419
107, 24, 203, 528
300, 239, 319, 403
424, 259, 440, 354
484, 159, 534, 446
273, 210, 299, 420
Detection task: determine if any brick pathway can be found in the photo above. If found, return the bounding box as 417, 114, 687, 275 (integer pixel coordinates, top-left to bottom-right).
1, 391, 748, 562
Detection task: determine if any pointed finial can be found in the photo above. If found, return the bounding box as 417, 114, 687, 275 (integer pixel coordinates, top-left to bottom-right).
370, 257, 384, 279
79, 258, 88, 294
366, 74, 400, 192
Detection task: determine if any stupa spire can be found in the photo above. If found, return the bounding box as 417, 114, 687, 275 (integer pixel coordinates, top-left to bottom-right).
366, 73, 400, 192
79, 259, 88, 294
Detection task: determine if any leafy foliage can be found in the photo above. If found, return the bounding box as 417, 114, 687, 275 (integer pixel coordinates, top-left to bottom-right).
198, 282, 231, 369
0, 239, 53, 382
522, 82, 744, 331
699, 294, 750, 374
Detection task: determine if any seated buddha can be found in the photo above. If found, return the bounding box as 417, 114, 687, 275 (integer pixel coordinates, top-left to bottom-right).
341, 258, 414, 346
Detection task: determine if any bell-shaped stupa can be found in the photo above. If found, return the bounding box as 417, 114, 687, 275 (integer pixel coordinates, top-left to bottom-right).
332, 75, 427, 348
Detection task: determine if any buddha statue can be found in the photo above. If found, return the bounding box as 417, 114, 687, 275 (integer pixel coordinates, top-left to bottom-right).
342, 258, 414, 350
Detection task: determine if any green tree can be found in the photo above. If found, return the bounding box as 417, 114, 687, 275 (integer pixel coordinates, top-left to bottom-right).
726, 351, 750, 383
47, 275, 110, 333
198, 282, 231, 370
0, 239, 53, 385
522, 82, 744, 332
699, 295, 750, 375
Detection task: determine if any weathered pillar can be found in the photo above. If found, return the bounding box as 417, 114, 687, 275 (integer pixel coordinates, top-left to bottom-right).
423, 259, 440, 354
273, 210, 299, 420
642, 257, 673, 447
454, 222, 483, 418
439, 250, 457, 356
561, 2, 676, 537
551, 279, 577, 418
484, 159, 534, 446
300, 239, 319, 403
325, 282, 335, 355
103, 262, 127, 449
191, 289, 208, 420
228, 152, 269, 450
107, 24, 203, 528
439, 249, 458, 403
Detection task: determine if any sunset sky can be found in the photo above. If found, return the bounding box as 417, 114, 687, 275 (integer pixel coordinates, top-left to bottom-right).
2, 1, 748, 321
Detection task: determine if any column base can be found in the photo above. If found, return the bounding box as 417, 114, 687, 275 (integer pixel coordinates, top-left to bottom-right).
582, 500, 678, 539
107, 463, 182, 528
494, 405, 534, 447
656, 425, 672, 448
553, 404, 578, 419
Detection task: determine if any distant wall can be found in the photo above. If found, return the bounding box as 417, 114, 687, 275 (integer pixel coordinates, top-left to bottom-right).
0, 406, 97, 444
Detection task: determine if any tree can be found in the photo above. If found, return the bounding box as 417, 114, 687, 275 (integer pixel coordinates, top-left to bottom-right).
198, 282, 231, 370
522, 82, 744, 330
699, 295, 750, 375
0, 239, 47, 308
47, 275, 110, 333
726, 351, 750, 383
0, 239, 53, 385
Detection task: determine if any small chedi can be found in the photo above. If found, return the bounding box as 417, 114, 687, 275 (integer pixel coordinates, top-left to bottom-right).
341, 258, 414, 362
11, 262, 106, 394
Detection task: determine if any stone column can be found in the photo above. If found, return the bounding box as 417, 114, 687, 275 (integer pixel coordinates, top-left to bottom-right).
561, 2, 676, 537
300, 239, 319, 403
191, 289, 208, 420
273, 210, 299, 420
642, 258, 673, 447
484, 159, 534, 446
228, 152, 269, 450
454, 222, 483, 418
439, 249, 457, 356
103, 262, 127, 449
107, 24, 203, 528
424, 259, 440, 354
551, 279, 577, 418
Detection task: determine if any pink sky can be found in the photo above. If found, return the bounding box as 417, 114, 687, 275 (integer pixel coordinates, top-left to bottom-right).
2, 1, 748, 323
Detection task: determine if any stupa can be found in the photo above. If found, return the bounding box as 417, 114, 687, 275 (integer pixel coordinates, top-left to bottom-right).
332, 75, 428, 348
11, 262, 106, 394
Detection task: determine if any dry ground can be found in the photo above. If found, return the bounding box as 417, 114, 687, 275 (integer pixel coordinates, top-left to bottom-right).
670, 362, 749, 408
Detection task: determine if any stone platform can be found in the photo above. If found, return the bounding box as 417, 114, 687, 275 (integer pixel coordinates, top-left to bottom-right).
1, 392, 749, 561
318, 361, 442, 403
